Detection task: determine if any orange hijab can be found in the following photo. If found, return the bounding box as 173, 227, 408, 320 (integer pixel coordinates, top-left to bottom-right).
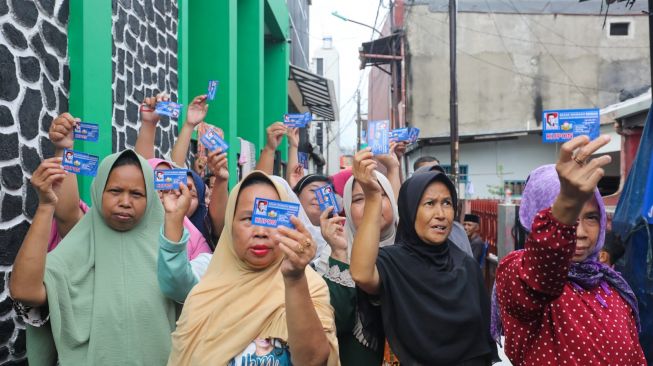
168, 171, 339, 365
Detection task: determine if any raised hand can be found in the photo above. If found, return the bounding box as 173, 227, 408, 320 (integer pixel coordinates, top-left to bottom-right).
207, 148, 229, 182
276, 216, 317, 280
353, 147, 381, 195
162, 183, 192, 221
185, 95, 209, 127
394, 141, 408, 159
376, 141, 400, 170
49, 113, 78, 151
288, 163, 305, 189
287, 127, 300, 148
140, 92, 169, 125
319, 207, 347, 262
30, 157, 67, 206
552, 135, 612, 225
266, 122, 287, 151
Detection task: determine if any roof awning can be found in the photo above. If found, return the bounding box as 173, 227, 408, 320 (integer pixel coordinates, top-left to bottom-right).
288, 64, 339, 122
359, 33, 401, 69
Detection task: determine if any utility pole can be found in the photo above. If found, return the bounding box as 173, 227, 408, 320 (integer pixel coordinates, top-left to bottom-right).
449, 0, 459, 187
356, 90, 362, 150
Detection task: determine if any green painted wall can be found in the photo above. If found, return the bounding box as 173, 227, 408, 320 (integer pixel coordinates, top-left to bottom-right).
237, 0, 265, 155
68, 0, 291, 191
68, 0, 113, 204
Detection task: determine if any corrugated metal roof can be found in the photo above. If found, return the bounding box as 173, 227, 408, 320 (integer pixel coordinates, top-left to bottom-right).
414, 0, 646, 15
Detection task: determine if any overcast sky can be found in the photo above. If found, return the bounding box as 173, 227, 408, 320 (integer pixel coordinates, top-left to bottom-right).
309, 0, 388, 152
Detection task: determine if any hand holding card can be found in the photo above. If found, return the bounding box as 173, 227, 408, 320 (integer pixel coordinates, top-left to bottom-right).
62, 149, 99, 177
154, 169, 188, 190
200, 128, 229, 153
251, 198, 300, 229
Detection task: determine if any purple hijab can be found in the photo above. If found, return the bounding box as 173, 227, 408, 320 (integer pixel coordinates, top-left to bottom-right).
491, 164, 639, 342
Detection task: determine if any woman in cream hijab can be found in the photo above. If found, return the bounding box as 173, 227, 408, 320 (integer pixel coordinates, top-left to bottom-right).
167, 171, 339, 365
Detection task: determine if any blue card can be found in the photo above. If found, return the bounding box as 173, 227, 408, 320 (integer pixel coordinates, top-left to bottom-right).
389, 128, 410, 143
252, 198, 300, 229
284, 112, 312, 128
199, 128, 229, 153
155, 101, 183, 118
73, 122, 99, 142
62, 149, 99, 177
367, 120, 390, 155
408, 127, 420, 143
207, 80, 219, 101
315, 184, 339, 213
542, 109, 600, 143
154, 169, 188, 190
298, 152, 309, 169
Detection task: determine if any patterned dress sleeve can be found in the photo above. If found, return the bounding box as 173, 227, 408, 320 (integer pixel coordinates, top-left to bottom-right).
496, 207, 577, 322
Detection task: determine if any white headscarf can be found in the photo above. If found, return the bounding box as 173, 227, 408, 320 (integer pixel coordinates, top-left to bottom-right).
269, 176, 329, 270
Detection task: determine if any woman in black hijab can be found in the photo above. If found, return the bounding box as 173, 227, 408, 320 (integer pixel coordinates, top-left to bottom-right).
350, 148, 495, 365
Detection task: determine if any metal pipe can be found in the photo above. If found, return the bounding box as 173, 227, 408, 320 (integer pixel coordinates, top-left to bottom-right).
449, 0, 460, 186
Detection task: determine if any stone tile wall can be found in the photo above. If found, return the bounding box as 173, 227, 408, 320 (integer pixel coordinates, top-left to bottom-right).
111, 0, 179, 157
0, 0, 70, 364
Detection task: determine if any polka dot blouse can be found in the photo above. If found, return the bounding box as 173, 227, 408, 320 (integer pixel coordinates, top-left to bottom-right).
496, 208, 646, 365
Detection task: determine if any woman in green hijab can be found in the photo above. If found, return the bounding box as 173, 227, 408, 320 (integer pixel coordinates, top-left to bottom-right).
10, 150, 178, 365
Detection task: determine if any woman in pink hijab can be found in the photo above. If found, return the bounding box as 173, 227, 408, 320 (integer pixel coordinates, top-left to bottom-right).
148, 158, 212, 260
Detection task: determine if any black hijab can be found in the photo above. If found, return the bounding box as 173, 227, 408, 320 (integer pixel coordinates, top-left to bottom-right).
374, 171, 494, 365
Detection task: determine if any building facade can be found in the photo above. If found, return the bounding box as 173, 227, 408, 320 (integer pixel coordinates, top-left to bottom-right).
368, 0, 649, 198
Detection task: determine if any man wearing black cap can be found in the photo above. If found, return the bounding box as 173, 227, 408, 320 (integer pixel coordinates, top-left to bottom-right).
463, 214, 485, 264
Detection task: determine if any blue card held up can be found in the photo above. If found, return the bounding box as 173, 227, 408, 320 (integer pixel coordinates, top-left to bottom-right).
315, 184, 339, 213
199, 128, 229, 153
207, 80, 219, 101
155, 101, 183, 118
62, 149, 99, 177
367, 120, 390, 155
409, 127, 420, 143
252, 198, 300, 229
73, 122, 99, 142
298, 152, 309, 169
154, 169, 188, 190
283, 112, 312, 128
389, 128, 410, 143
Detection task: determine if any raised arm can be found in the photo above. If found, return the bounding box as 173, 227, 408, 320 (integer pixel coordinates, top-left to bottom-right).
134, 93, 166, 159
10, 158, 67, 306
376, 142, 401, 202
349, 148, 383, 295
158, 182, 199, 302
48, 113, 83, 238
497, 135, 612, 320
255, 122, 287, 175
171, 95, 208, 167
207, 148, 229, 241
276, 216, 331, 366
286, 127, 300, 184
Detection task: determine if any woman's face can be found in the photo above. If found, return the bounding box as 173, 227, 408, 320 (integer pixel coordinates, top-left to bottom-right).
298, 181, 325, 226
186, 176, 199, 217
232, 183, 282, 269
350, 180, 394, 233
102, 165, 148, 232
573, 198, 601, 262
414, 181, 454, 245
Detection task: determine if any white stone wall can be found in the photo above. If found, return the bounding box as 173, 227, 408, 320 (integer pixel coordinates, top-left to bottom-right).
0, 0, 70, 363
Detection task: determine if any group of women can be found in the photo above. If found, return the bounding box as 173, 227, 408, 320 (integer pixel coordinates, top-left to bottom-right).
9, 92, 647, 365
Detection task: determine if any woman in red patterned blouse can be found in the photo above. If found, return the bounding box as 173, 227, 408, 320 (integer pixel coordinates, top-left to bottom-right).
494, 135, 646, 366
